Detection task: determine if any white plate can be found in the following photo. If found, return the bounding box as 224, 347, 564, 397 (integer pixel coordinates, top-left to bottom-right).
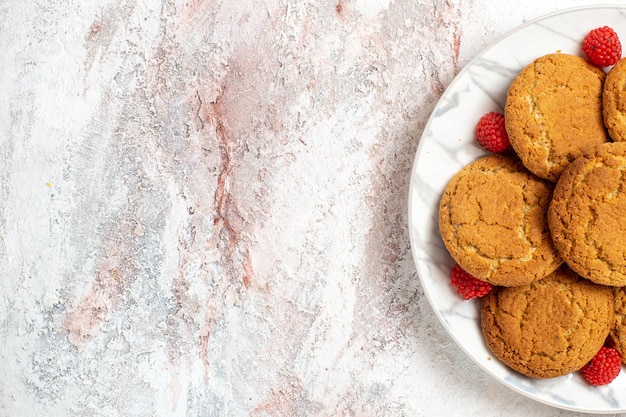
408, 5, 626, 414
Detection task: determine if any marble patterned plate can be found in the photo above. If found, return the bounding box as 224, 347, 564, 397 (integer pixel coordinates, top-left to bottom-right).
408, 5, 626, 414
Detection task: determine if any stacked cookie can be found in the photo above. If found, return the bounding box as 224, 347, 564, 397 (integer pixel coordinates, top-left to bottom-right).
439, 52, 626, 379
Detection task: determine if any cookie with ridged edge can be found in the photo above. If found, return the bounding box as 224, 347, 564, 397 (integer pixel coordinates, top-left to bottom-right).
481, 266, 614, 378
549, 142, 626, 286
603, 57, 626, 142
438, 153, 562, 287
505, 53, 608, 182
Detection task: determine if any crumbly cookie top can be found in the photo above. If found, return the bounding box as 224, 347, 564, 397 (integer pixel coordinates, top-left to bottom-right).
439, 154, 561, 286
603, 57, 626, 142
505, 53, 608, 182
549, 141, 626, 286
611, 287, 626, 364
481, 266, 614, 378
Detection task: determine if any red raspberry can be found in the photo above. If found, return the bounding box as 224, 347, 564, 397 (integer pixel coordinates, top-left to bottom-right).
450, 263, 494, 300
581, 346, 622, 386
475, 112, 510, 153
582, 26, 622, 67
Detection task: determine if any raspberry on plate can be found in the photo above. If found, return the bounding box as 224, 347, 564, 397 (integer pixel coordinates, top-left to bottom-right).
450, 263, 493, 300
581, 346, 622, 386
582, 26, 622, 67
475, 111, 510, 153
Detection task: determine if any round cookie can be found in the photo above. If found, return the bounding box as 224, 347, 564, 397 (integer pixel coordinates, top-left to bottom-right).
505, 53, 608, 182
610, 287, 626, 364
603, 57, 626, 142
439, 154, 562, 287
548, 142, 626, 286
481, 266, 614, 379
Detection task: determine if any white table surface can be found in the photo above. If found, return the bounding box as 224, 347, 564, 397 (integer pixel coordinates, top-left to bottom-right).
3, 0, 626, 416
